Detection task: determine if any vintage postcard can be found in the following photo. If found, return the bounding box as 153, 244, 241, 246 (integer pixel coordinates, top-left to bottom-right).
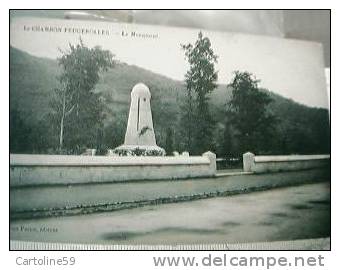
9, 14, 330, 250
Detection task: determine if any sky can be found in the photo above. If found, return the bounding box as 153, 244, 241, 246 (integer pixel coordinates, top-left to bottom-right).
10, 17, 328, 109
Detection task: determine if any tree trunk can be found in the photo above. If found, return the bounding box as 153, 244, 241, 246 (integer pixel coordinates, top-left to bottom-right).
59, 90, 66, 151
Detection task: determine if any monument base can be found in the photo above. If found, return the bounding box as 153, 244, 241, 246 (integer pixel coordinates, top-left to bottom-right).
109, 145, 166, 156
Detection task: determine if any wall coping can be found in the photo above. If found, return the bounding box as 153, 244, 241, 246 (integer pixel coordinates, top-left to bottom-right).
254, 154, 330, 163
10, 154, 210, 167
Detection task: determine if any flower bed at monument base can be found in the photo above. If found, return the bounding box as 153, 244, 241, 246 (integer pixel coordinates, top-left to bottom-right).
110, 146, 166, 156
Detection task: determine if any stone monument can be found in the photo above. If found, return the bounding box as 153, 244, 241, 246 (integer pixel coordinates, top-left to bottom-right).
113, 83, 165, 156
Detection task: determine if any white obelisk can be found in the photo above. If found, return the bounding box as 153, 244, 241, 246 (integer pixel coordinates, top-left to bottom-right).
114, 83, 165, 155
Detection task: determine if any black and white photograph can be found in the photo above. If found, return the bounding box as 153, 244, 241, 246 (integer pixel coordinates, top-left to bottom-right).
9, 10, 330, 250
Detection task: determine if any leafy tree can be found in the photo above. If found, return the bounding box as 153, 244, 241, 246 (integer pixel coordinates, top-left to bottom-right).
227, 71, 277, 154
51, 39, 114, 153
181, 32, 218, 154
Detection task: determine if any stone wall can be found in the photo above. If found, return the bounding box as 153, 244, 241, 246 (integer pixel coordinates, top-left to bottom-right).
243, 152, 330, 173
10, 152, 216, 187
10, 168, 329, 219
9, 152, 331, 219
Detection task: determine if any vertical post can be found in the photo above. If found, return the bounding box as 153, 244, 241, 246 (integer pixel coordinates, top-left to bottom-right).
203, 151, 216, 175
243, 152, 255, 172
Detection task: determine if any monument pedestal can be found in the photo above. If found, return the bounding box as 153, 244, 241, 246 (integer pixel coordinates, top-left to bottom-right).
112, 83, 166, 156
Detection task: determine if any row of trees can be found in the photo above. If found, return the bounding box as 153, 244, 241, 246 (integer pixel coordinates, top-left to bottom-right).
180, 32, 277, 156
10, 34, 329, 157
48, 34, 277, 157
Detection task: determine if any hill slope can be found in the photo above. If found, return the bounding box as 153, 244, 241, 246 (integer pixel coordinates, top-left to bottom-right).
10, 46, 330, 155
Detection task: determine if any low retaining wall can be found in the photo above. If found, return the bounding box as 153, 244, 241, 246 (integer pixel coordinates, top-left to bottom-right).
243, 152, 330, 173
10, 167, 330, 219
10, 152, 331, 219
10, 152, 216, 187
